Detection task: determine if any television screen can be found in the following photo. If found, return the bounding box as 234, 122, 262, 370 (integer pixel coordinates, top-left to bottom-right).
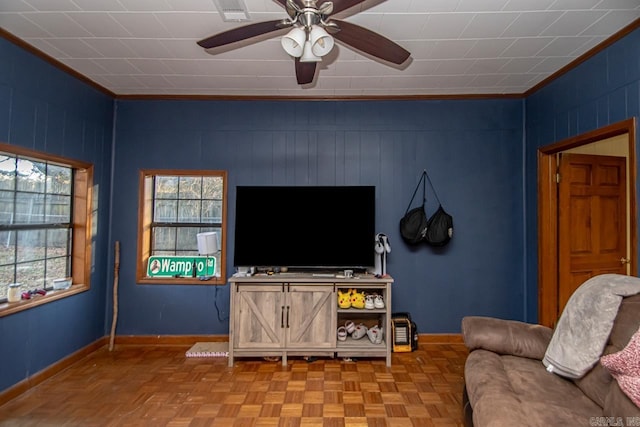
234, 186, 375, 269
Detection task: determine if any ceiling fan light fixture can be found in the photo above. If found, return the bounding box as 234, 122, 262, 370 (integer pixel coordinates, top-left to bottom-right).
198, 0, 412, 84
282, 26, 307, 57
300, 40, 321, 62
309, 25, 334, 57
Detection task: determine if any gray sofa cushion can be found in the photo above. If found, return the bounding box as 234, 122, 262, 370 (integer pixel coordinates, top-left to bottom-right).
461, 316, 553, 359
604, 379, 640, 418
465, 350, 601, 426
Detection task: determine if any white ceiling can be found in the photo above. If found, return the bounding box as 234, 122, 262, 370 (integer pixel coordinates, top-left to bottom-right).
1, 0, 639, 98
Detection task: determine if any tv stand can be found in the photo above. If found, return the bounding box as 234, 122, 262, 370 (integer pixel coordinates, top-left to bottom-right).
228, 273, 393, 367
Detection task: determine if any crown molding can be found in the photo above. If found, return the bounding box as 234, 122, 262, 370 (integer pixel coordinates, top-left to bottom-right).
2, 18, 639, 102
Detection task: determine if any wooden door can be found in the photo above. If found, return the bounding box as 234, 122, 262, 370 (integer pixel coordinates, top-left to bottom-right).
286, 284, 336, 349
234, 284, 285, 349
558, 153, 628, 314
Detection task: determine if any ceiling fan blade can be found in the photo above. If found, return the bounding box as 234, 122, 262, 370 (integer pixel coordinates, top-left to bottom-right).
330, 0, 366, 14
273, 0, 300, 10
295, 58, 317, 84
330, 19, 410, 65
197, 20, 287, 49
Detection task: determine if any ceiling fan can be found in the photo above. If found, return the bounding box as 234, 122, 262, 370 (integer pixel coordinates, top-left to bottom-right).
197, 0, 411, 85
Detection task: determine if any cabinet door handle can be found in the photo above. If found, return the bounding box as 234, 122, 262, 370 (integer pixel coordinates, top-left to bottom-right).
286, 306, 290, 328
281, 305, 285, 328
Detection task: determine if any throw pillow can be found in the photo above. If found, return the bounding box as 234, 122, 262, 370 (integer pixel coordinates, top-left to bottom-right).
600, 326, 640, 407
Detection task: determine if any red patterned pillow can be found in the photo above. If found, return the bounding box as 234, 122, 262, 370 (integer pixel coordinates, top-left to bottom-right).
601, 327, 640, 408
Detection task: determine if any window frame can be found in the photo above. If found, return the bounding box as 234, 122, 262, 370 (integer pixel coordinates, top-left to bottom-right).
0, 143, 93, 317
136, 169, 228, 285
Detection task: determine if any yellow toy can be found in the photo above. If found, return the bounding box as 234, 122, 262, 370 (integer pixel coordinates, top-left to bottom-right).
350, 289, 366, 309
337, 289, 351, 309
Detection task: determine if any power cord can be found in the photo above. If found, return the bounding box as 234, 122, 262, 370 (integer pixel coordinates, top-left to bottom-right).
214, 285, 229, 322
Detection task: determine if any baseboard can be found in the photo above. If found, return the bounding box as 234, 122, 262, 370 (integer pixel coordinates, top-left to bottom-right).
113, 335, 228, 345
113, 334, 459, 345
0, 336, 107, 407
0, 333, 459, 406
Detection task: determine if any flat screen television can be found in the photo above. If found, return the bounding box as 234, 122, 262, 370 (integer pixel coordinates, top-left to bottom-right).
234, 185, 375, 270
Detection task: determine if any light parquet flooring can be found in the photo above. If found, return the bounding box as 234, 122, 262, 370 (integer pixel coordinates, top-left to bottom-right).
0, 343, 468, 427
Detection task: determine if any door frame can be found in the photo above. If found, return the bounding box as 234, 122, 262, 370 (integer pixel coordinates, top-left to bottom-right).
538, 117, 638, 327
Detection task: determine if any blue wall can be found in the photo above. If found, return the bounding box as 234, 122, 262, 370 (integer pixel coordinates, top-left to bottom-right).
112, 99, 525, 335
524, 28, 640, 320
0, 38, 114, 392
1, 25, 639, 394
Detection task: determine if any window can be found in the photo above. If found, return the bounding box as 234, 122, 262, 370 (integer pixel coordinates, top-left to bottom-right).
0, 143, 93, 316
137, 170, 227, 285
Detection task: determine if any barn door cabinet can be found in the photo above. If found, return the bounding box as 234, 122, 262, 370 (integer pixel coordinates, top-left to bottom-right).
228, 274, 393, 367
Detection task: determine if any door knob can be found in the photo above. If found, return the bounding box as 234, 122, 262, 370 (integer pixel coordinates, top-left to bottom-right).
620, 257, 631, 264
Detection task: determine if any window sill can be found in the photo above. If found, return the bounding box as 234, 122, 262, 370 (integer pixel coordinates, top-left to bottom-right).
0, 284, 89, 318
137, 276, 226, 286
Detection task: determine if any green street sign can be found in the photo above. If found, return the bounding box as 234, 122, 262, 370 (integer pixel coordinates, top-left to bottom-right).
147, 256, 216, 278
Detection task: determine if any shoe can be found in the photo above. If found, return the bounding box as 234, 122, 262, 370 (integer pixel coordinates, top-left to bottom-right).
374, 294, 384, 309
338, 289, 351, 309
367, 326, 384, 344
352, 324, 368, 340
367, 325, 379, 344
364, 294, 375, 309
350, 290, 366, 309
337, 326, 347, 341
345, 320, 355, 334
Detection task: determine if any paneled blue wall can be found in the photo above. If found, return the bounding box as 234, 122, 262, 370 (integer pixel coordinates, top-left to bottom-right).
113, 99, 525, 335
0, 38, 114, 392
524, 27, 640, 320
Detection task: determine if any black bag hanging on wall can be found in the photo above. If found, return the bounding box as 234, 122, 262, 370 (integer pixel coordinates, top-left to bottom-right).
423, 172, 453, 247
399, 172, 428, 245
400, 170, 454, 247
425, 205, 453, 246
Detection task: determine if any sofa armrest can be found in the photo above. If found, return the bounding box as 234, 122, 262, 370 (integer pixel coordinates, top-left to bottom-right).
461, 316, 554, 360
